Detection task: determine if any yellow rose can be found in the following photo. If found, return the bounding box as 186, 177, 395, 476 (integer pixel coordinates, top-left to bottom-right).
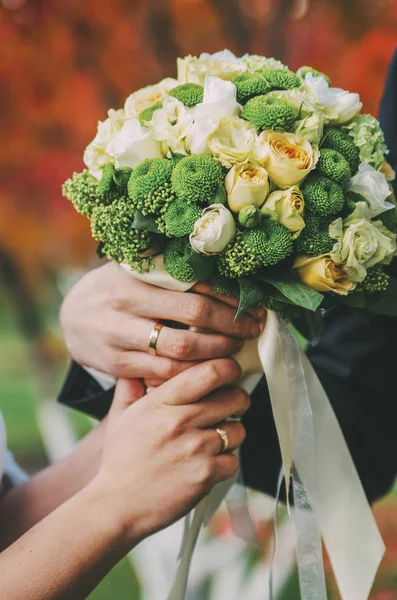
261, 186, 305, 239
294, 254, 356, 295
259, 130, 319, 188
208, 117, 258, 168
225, 164, 270, 213
381, 159, 396, 182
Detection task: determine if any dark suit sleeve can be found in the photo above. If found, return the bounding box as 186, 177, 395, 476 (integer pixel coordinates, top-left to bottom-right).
58, 362, 115, 420
379, 48, 397, 176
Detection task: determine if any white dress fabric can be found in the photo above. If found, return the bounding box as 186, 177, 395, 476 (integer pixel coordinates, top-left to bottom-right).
0, 412, 28, 491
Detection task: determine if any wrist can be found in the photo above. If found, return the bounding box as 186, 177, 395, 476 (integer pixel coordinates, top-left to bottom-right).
83, 474, 144, 551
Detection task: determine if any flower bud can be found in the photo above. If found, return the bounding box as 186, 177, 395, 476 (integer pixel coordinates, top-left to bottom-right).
238, 205, 262, 229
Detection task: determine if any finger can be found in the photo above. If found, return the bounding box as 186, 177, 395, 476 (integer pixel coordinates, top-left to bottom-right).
144, 378, 166, 388
192, 283, 267, 320
203, 421, 247, 455
105, 350, 200, 380
149, 358, 241, 407
187, 386, 251, 428
138, 287, 261, 340
214, 452, 240, 482
112, 379, 146, 414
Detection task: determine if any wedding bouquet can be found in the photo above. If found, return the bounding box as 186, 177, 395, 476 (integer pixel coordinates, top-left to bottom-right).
63, 50, 393, 600
64, 50, 397, 326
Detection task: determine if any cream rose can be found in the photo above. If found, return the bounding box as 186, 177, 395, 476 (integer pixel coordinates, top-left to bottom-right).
293, 113, 324, 146
329, 204, 397, 282
261, 186, 305, 239
208, 117, 258, 168
106, 119, 163, 169
259, 130, 319, 188
225, 163, 270, 213
83, 108, 125, 179
189, 204, 236, 255
150, 96, 194, 156
294, 254, 356, 295
303, 74, 362, 125
348, 162, 393, 218
124, 78, 179, 118
177, 50, 246, 85
241, 54, 287, 72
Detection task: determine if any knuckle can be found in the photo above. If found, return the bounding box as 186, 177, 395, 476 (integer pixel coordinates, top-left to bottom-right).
226, 453, 240, 476
196, 457, 215, 488
185, 434, 204, 458
235, 422, 247, 444
164, 415, 185, 439
169, 335, 193, 360
184, 296, 209, 325
107, 292, 127, 314
163, 358, 185, 379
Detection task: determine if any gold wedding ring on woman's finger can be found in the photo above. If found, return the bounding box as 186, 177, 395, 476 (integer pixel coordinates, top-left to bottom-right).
148, 322, 164, 356
215, 428, 229, 454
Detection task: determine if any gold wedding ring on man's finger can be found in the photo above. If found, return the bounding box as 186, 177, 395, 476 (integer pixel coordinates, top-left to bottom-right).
215, 428, 229, 454
148, 322, 164, 356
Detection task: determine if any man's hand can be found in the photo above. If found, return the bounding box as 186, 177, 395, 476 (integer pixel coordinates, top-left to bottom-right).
60, 262, 264, 381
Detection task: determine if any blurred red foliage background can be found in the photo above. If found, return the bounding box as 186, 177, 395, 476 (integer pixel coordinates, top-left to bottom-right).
1, 0, 397, 279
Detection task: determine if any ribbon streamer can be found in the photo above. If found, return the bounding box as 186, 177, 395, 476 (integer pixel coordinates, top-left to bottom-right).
122, 260, 385, 600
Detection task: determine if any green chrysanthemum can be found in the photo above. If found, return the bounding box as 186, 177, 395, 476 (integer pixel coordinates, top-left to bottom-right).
171, 154, 223, 204
209, 273, 239, 297
322, 127, 360, 175
302, 174, 345, 216
357, 266, 390, 293
243, 218, 294, 265
262, 68, 302, 90
231, 74, 271, 104
90, 197, 152, 272
163, 238, 195, 282
169, 83, 204, 107
164, 200, 202, 237
217, 233, 261, 278
295, 211, 335, 255
62, 170, 102, 218
297, 66, 331, 86
138, 103, 163, 126
128, 158, 173, 213
317, 148, 352, 189
241, 95, 296, 131
378, 206, 397, 233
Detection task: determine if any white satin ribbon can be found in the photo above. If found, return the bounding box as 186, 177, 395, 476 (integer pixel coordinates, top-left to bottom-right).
122, 259, 385, 600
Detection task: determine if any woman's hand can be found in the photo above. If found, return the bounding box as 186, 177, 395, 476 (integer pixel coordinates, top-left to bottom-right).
92, 358, 249, 544
60, 262, 264, 381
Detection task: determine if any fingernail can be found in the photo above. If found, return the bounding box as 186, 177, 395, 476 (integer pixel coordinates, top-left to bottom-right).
250, 322, 261, 338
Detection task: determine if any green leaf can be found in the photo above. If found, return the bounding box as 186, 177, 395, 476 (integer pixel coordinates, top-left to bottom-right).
149, 232, 168, 253
96, 242, 106, 259
132, 210, 160, 233
367, 276, 397, 316
113, 167, 132, 189
259, 271, 323, 312
187, 251, 216, 280
336, 291, 369, 310
236, 277, 266, 320
170, 151, 186, 166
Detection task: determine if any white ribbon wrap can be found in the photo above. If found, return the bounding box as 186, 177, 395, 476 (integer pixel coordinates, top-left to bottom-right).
121, 256, 384, 600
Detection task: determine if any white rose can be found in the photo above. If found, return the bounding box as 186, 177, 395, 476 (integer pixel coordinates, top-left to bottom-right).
177, 50, 246, 85
303, 74, 362, 125
83, 108, 125, 179
225, 164, 269, 212
293, 112, 324, 145
124, 78, 179, 118
241, 54, 287, 72
330, 203, 397, 282
185, 115, 219, 155
208, 116, 258, 168
348, 162, 393, 218
150, 96, 194, 156
195, 76, 241, 119
189, 204, 237, 255
107, 119, 162, 169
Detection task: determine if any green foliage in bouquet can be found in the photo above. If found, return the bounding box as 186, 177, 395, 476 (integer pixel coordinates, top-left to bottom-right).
62, 50, 397, 332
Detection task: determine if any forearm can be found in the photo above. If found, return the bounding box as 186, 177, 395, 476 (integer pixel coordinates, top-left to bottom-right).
0, 422, 105, 549
0, 482, 132, 600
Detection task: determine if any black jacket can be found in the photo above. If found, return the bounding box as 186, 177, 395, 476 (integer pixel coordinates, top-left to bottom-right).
58, 51, 397, 504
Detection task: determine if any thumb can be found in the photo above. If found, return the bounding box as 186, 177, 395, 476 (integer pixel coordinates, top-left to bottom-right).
111, 378, 146, 416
